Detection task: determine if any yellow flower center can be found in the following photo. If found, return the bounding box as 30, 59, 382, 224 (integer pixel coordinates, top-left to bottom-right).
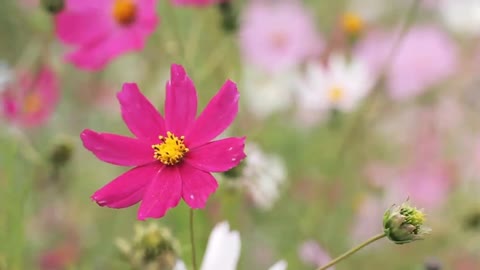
112, 0, 137, 26
23, 92, 42, 114
341, 12, 364, 35
152, 131, 189, 166
328, 86, 344, 103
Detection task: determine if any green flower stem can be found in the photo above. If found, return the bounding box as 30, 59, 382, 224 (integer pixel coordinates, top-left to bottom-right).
189, 208, 198, 270
316, 233, 386, 270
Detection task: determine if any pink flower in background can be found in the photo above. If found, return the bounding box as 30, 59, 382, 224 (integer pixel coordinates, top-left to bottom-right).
172, 0, 226, 7
356, 26, 458, 101
350, 196, 385, 245
298, 240, 334, 269
55, 0, 158, 70
81, 64, 246, 220
1, 67, 59, 127
239, 0, 322, 74
366, 117, 454, 212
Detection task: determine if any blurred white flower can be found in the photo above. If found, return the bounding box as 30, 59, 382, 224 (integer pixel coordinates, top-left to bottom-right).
174, 221, 240, 270
268, 260, 287, 270
201, 222, 241, 270
438, 0, 480, 35
174, 221, 285, 270
242, 66, 296, 119
295, 54, 374, 123
0, 61, 12, 92
242, 143, 287, 210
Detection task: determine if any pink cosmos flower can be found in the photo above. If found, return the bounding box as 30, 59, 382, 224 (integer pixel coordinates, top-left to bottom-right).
55, 0, 158, 70
1, 67, 59, 127
356, 26, 458, 101
298, 240, 334, 269
239, 0, 322, 74
81, 64, 246, 220
172, 0, 226, 7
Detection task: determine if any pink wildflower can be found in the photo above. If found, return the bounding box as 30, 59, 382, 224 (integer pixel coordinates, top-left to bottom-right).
81, 64, 246, 220
1, 67, 59, 127
239, 0, 322, 74
55, 0, 158, 70
356, 26, 458, 101
298, 240, 334, 269
172, 0, 226, 7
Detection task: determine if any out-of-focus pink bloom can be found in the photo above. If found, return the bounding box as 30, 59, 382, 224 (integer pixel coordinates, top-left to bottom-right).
239, 0, 322, 74
298, 240, 334, 269
172, 0, 225, 7
356, 26, 458, 101
1, 67, 59, 127
367, 118, 454, 212
38, 242, 79, 270
350, 196, 385, 245
55, 0, 158, 70
81, 64, 246, 220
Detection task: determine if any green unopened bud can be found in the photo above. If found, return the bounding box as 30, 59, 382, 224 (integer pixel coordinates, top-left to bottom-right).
41, 0, 65, 14
116, 223, 180, 270
49, 136, 74, 168
383, 201, 431, 244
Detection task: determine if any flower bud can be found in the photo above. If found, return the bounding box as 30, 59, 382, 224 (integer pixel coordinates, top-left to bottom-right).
48, 136, 74, 168
383, 201, 430, 244
41, 0, 65, 14
116, 223, 180, 270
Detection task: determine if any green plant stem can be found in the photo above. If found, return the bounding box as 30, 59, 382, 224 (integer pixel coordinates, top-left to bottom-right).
189, 208, 197, 270
316, 233, 386, 270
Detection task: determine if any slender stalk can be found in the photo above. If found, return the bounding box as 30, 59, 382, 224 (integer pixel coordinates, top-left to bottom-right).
189, 208, 198, 270
316, 233, 386, 270
334, 0, 422, 163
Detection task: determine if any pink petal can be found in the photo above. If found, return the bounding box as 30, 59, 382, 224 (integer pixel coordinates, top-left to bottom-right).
185, 80, 239, 148
81, 129, 155, 166
117, 83, 166, 142
179, 163, 218, 209
165, 64, 198, 135
91, 164, 161, 209
55, 1, 112, 45
66, 29, 145, 70
186, 137, 246, 172
137, 166, 182, 220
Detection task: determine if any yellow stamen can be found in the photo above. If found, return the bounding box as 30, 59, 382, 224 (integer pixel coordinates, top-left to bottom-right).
23, 92, 42, 114
341, 12, 364, 35
328, 86, 344, 103
152, 131, 189, 166
113, 0, 137, 26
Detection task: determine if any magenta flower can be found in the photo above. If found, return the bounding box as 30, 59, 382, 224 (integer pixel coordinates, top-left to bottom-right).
55, 0, 158, 70
172, 0, 226, 7
1, 67, 59, 127
356, 26, 458, 101
81, 64, 246, 220
239, 0, 322, 74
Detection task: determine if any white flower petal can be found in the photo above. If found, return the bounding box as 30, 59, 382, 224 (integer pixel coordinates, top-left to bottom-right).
268, 260, 288, 270
201, 222, 241, 270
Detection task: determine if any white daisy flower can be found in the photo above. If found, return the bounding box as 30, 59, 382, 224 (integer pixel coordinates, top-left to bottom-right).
438, 0, 480, 35
242, 143, 287, 211
295, 54, 374, 115
174, 221, 285, 270
242, 66, 296, 119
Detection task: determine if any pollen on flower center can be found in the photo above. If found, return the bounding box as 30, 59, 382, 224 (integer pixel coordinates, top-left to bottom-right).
113, 0, 137, 26
152, 131, 189, 166
23, 92, 42, 113
341, 12, 364, 35
328, 86, 344, 103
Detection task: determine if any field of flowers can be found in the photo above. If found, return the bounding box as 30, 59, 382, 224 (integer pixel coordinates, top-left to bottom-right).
1, 0, 480, 269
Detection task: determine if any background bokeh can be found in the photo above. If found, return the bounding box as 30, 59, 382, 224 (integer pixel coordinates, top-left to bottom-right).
1, 0, 480, 269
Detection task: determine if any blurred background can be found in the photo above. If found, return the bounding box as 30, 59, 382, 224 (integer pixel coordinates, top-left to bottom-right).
1, 0, 480, 269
